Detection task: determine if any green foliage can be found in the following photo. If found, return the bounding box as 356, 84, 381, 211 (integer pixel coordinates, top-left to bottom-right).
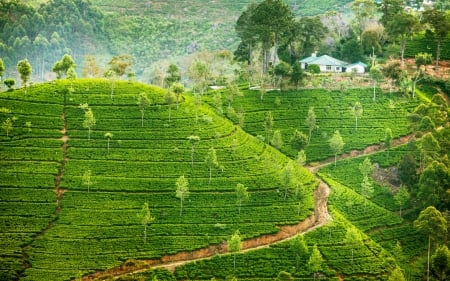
52, 54, 76, 79
307, 64, 320, 74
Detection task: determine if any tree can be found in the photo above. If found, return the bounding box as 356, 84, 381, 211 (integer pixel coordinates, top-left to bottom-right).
280, 160, 296, 200
290, 130, 308, 151
139, 202, 155, 243
104, 132, 113, 154
137, 92, 151, 127
52, 54, 76, 79
0, 58, 4, 85
235, 183, 249, 215
264, 111, 274, 144
82, 55, 102, 78
274, 61, 291, 89
164, 91, 176, 122
83, 107, 96, 141
350, 0, 377, 40
271, 129, 283, 150
2, 118, 13, 137
415, 52, 433, 71
414, 206, 448, 281
306, 107, 316, 143
290, 234, 308, 270
397, 153, 418, 189
369, 66, 383, 101
205, 147, 219, 184
4, 78, 15, 90
388, 267, 406, 281
17, 59, 32, 88
170, 82, 185, 110
82, 170, 93, 193
164, 64, 181, 88
422, 9, 450, 70
345, 227, 363, 263
431, 245, 450, 281
187, 135, 200, 167
308, 244, 324, 280
418, 160, 450, 208
175, 175, 190, 216
189, 60, 210, 96
329, 130, 345, 166
296, 150, 307, 167
290, 62, 304, 89
361, 175, 374, 210
228, 230, 242, 270
394, 186, 410, 218
359, 157, 373, 178
352, 101, 363, 130
380, 0, 405, 26
386, 11, 419, 65
108, 54, 132, 77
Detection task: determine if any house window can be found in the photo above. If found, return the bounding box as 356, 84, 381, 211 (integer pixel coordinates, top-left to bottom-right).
336, 66, 340, 71
326, 65, 331, 71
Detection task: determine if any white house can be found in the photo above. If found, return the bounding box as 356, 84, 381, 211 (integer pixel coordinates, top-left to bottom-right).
345, 62, 367, 74
300, 53, 348, 73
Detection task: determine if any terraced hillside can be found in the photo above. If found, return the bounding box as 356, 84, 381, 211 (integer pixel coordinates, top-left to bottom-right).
0, 79, 317, 280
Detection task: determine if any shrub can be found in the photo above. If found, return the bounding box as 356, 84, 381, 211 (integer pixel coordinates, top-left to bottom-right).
308, 64, 320, 74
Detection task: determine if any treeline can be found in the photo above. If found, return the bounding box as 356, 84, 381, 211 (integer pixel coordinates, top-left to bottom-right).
0, 0, 105, 80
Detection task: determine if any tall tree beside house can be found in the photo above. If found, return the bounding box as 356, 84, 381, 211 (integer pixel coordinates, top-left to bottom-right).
422, 9, 450, 70
386, 11, 420, 65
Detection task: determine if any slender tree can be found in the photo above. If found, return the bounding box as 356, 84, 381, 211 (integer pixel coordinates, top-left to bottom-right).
386, 11, 419, 65
290, 234, 308, 271
388, 267, 406, 281
345, 227, 363, 263
271, 129, 283, 150
137, 92, 151, 127
108, 54, 132, 78
165, 90, 176, 122
82, 170, 93, 193
329, 130, 345, 166
205, 147, 219, 184
361, 175, 374, 211
139, 202, 155, 243
280, 161, 296, 200
228, 230, 242, 270
175, 175, 190, 216
394, 186, 410, 218
0, 58, 4, 86
2, 118, 13, 137
352, 102, 363, 130
187, 135, 200, 167
369, 66, 383, 101
296, 150, 307, 167
104, 132, 113, 154
164, 63, 181, 88
308, 244, 324, 280
422, 9, 450, 70
414, 206, 448, 281
170, 82, 185, 110
235, 183, 249, 215
359, 157, 373, 178
264, 111, 274, 144
17, 59, 32, 88
52, 54, 76, 79
306, 107, 316, 143
83, 108, 96, 141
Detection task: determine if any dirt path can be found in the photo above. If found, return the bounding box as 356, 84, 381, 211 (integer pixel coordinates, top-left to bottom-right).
83, 133, 421, 281
20, 105, 69, 275
82, 181, 331, 281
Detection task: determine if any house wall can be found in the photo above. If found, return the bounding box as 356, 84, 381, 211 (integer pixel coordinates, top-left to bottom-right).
319, 65, 342, 73
346, 65, 365, 74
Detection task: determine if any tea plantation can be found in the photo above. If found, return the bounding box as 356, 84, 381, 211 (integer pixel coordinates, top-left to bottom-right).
0, 79, 437, 281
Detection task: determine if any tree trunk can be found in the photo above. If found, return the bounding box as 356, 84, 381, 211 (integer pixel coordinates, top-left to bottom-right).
355, 117, 358, 130
209, 167, 212, 184
88, 127, 91, 141
436, 39, 441, 70
107, 139, 110, 154
180, 198, 183, 216
144, 224, 147, 243
334, 153, 337, 167
401, 39, 405, 66
141, 111, 144, 127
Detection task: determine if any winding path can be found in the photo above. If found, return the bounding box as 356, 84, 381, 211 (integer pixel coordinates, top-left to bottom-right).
82, 131, 421, 281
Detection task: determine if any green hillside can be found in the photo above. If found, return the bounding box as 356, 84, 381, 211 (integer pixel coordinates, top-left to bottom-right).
1, 77, 447, 281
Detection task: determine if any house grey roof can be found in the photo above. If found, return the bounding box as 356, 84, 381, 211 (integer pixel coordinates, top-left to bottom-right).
300, 55, 348, 67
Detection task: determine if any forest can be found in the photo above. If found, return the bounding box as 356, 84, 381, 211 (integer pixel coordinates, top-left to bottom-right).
0, 0, 450, 281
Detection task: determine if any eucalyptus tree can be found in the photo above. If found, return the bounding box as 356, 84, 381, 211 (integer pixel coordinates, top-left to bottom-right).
361, 176, 374, 211
0, 58, 4, 85
164, 63, 181, 88
175, 175, 190, 216
386, 11, 419, 65
139, 202, 155, 243
170, 82, 185, 110
165, 90, 176, 122
228, 230, 242, 270
83, 107, 96, 141
137, 92, 151, 127
108, 54, 132, 78
2, 118, 13, 137
351, 101, 363, 130
82, 170, 93, 193
17, 59, 32, 88
104, 132, 113, 154
414, 206, 448, 281
329, 130, 345, 166
394, 186, 410, 218
422, 9, 450, 70
359, 157, 373, 179
187, 135, 200, 167
350, 0, 377, 41
271, 129, 283, 150
369, 66, 383, 101
52, 54, 76, 79
235, 183, 249, 215
205, 147, 219, 184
